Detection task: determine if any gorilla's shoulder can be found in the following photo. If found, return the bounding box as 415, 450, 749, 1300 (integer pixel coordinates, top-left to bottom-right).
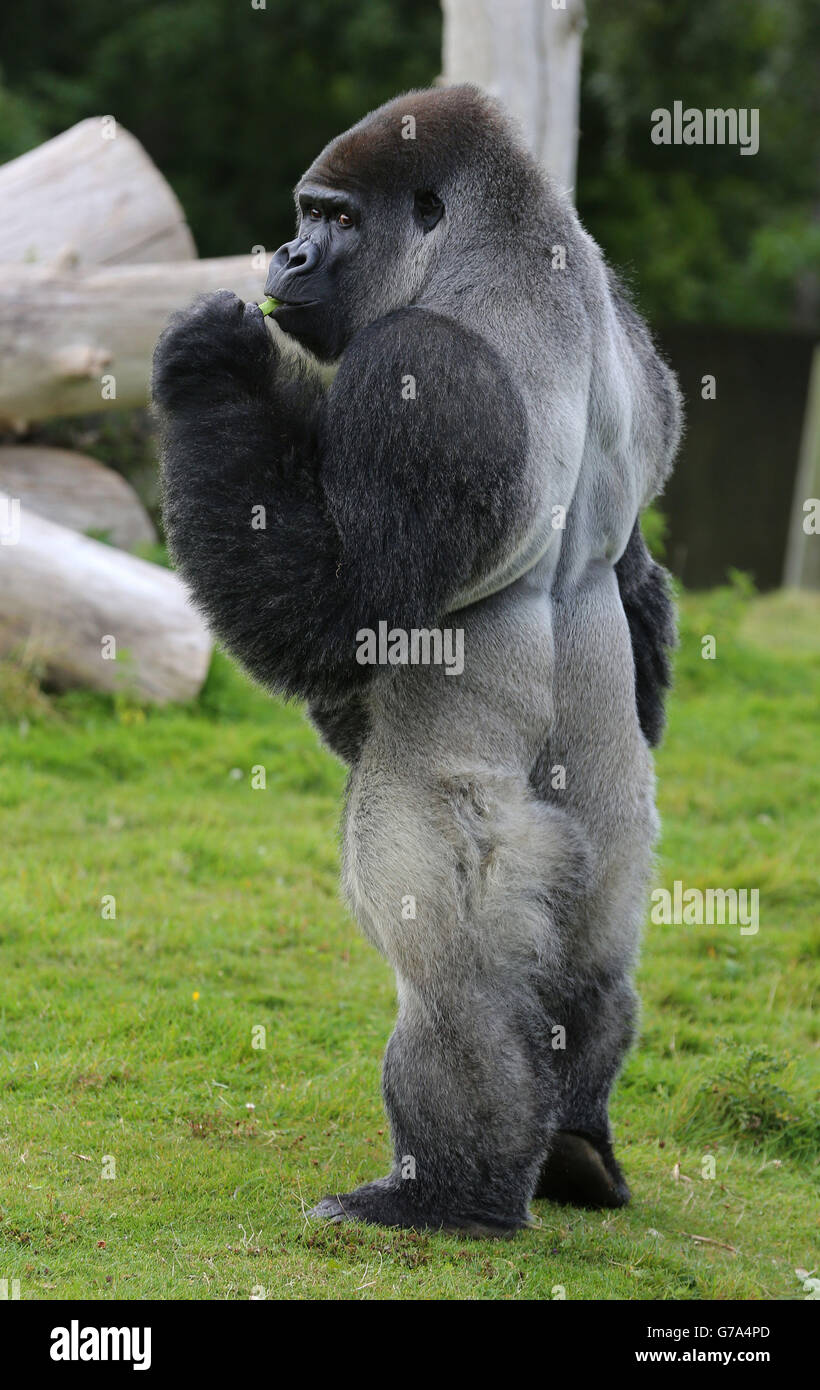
322, 306, 531, 565
342, 305, 507, 373
327, 307, 527, 455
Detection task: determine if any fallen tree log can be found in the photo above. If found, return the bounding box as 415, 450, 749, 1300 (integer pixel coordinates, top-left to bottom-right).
0, 446, 157, 550
0, 118, 196, 266
0, 494, 212, 702
0, 256, 272, 424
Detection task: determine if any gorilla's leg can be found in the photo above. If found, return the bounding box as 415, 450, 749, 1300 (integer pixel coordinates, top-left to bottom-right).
534, 975, 637, 1208
312, 986, 550, 1235
309, 764, 585, 1235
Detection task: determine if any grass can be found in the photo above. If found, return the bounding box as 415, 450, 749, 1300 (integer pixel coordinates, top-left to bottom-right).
0, 583, 817, 1301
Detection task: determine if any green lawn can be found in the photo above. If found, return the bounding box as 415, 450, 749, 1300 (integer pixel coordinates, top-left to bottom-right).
0, 583, 817, 1300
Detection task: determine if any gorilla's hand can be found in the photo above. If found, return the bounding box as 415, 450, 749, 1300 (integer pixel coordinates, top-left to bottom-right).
152, 289, 275, 414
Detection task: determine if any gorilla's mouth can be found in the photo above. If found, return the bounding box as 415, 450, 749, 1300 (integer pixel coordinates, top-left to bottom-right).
272, 298, 320, 311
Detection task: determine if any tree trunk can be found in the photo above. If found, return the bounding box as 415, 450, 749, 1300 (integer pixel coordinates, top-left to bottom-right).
0, 256, 271, 424
0, 446, 157, 551
0, 495, 212, 702
441, 0, 586, 195
0, 118, 196, 266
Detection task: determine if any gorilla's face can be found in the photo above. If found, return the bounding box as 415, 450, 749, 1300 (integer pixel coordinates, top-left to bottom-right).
264, 183, 363, 361
265, 182, 445, 362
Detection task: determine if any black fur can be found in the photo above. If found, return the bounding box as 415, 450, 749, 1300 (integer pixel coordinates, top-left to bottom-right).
308, 690, 370, 764
615, 522, 676, 747
535, 1131, 630, 1208
154, 294, 527, 709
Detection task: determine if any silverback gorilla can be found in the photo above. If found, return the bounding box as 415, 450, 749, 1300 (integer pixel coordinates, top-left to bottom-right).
152, 86, 681, 1236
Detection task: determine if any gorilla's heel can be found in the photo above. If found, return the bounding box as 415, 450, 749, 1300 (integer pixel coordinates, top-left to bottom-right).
533, 973, 638, 1209
534, 1130, 630, 1208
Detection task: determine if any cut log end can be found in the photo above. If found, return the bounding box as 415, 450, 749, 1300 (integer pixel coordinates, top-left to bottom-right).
0, 494, 212, 703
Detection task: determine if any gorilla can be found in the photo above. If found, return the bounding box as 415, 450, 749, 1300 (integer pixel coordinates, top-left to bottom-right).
153, 85, 681, 1236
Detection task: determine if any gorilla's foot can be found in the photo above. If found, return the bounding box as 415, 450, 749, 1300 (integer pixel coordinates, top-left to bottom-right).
308, 1177, 528, 1238
534, 1131, 630, 1209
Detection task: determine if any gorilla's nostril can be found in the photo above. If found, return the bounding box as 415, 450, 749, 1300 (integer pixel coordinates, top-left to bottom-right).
289, 241, 321, 273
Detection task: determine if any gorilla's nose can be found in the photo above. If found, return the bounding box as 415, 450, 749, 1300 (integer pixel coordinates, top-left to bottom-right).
265, 237, 321, 297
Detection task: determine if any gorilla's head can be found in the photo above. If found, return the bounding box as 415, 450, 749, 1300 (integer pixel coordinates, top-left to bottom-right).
264, 85, 545, 361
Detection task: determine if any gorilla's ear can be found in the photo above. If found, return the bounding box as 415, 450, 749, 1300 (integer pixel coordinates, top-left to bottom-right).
414, 189, 445, 233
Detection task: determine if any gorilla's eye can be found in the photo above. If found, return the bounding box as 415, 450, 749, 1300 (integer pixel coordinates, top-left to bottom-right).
308, 208, 322, 221
337, 212, 353, 228
414, 189, 445, 233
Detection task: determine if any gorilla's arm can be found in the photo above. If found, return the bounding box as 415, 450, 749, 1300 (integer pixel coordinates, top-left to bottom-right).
602, 271, 680, 747
614, 521, 676, 747
153, 292, 527, 707
307, 689, 370, 764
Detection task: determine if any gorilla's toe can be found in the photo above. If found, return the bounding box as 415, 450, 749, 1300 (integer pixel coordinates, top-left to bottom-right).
307, 1195, 349, 1224
307, 1182, 403, 1230
307, 1180, 527, 1237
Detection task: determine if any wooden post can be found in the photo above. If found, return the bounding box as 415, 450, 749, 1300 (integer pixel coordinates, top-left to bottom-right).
441, 0, 586, 195
783, 345, 820, 590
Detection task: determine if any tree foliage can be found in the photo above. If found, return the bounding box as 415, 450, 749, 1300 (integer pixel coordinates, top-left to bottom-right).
0, 0, 441, 256
579, 0, 820, 328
